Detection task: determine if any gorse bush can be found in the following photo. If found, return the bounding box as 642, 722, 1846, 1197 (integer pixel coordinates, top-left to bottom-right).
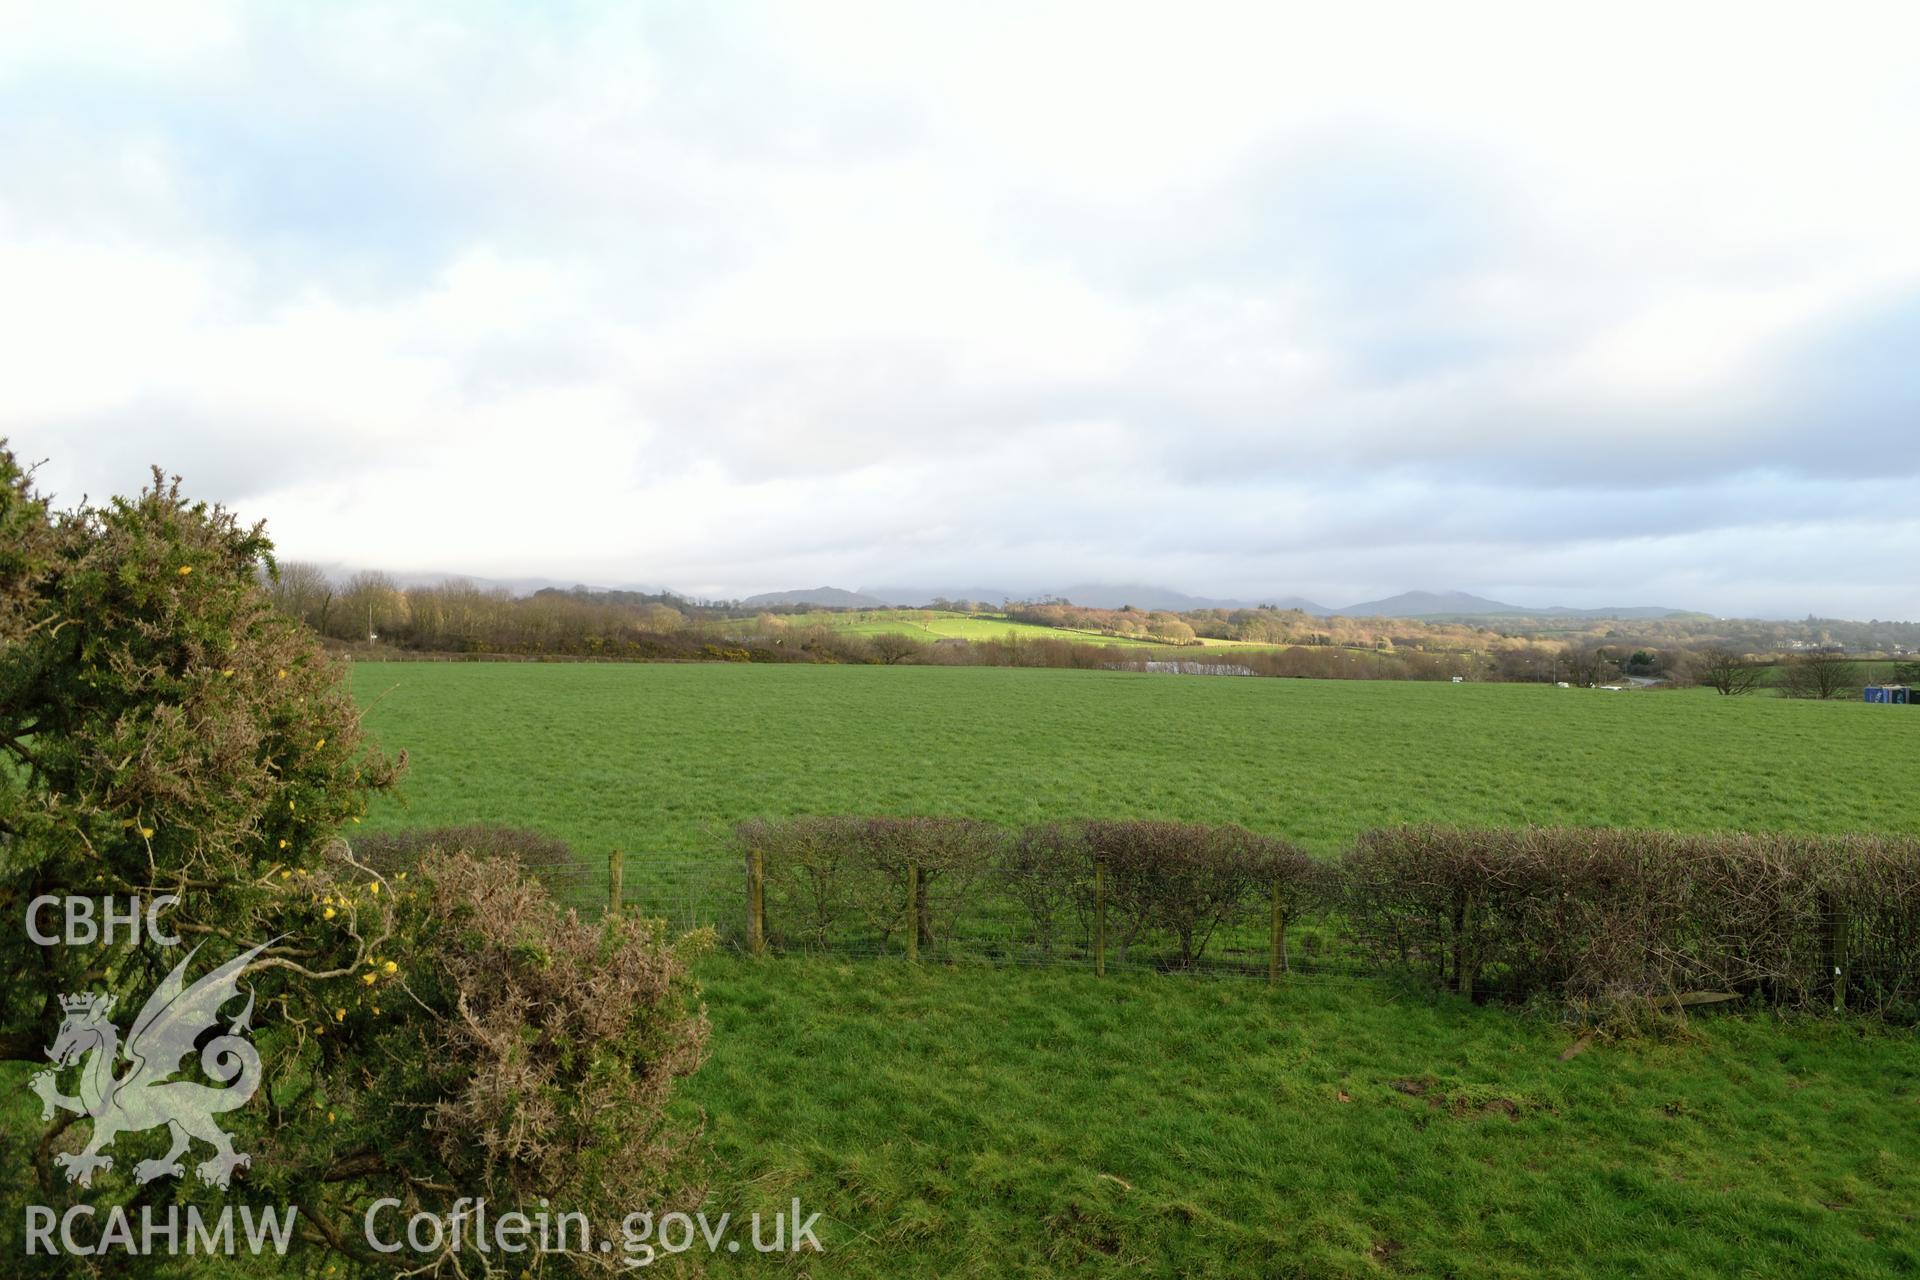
0, 457, 403, 1064
0, 447, 710, 1276
351, 851, 711, 1261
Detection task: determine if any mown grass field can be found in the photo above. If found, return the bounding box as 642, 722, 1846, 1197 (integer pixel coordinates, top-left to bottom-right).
339, 662, 1920, 1277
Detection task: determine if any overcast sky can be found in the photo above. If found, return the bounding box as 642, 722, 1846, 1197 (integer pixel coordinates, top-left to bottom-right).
4, 2, 1917, 617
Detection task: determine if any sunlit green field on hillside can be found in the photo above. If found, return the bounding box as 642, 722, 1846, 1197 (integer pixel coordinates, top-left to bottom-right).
719, 608, 1272, 648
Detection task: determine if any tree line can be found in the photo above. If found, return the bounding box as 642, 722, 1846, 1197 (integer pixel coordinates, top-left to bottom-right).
259, 565, 1908, 691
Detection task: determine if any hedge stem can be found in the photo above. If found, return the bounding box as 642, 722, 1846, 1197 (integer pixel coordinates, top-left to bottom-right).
1456, 889, 1477, 1001
1094, 860, 1107, 977
748, 846, 766, 956
905, 864, 920, 963
1269, 880, 1285, 985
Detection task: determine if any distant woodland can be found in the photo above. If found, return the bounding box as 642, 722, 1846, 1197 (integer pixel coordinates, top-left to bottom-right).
264, 565, 1920, 689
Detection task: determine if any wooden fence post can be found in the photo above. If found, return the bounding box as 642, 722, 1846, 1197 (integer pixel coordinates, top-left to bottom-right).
748, 847, 766, 956
1269, 881, 1285, 985
1094, 861, 1106, 977
905, 864, 920, 963
607, 849, 624, 919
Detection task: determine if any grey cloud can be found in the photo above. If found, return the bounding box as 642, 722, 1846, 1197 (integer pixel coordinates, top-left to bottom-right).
3, 5, 1918, 618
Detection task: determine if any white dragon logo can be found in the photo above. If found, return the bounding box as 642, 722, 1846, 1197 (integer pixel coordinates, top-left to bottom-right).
28, 940, 270, 1190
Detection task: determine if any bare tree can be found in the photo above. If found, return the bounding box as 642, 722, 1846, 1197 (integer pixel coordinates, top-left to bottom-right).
1563, 645, 1617, 688
1778, 650, 1862, 700
869, 632, 927, 665
267, 560, 335, 633
337, 570, 410, 642
1696, 647, 1766, 696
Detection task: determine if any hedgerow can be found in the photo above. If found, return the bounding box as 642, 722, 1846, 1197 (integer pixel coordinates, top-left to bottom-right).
733, 814, 1919, 1018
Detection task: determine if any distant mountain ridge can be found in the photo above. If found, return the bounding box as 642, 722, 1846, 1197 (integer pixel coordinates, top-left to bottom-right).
783, 583, 1694, 619
1338, 590, 1516, 616
1337, 590, 1695, 620
741, 586, 891, 608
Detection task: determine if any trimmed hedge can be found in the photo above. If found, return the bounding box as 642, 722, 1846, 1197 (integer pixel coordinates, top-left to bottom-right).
735, 816, 1319, 969
733, 816, 1005, 951
1080, 820, 1316, 966
1341, 826, 1920, 1017
733, 817, 1920, 1017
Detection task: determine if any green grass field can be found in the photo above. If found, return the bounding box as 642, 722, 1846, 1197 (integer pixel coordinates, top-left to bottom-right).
352, 663, 1920, 860
692, 960, 1919, 1279
341, 663, 1920, 1278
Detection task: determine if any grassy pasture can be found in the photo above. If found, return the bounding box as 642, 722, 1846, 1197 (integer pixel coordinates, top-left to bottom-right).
693, 959, 1920, 1279
351, 662, 1920, 862
337, 662, 1920, 1278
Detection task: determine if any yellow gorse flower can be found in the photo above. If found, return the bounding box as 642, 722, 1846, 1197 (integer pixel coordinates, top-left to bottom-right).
323, 907, 336, 920
176, 565, 192, 576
